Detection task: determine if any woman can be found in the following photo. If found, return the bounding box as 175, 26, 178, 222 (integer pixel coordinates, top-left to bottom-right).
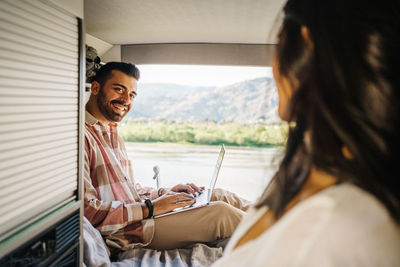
213, 0, 400, 266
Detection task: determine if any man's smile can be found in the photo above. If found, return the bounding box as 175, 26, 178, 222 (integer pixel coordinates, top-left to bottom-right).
111, 102, 128, 114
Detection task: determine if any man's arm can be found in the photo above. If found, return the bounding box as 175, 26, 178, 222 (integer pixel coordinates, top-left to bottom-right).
84, 139, 194, 233
83, 144, 148, 234
85, 178, 195, 229
135, 183, 160, 200
84, 179, 148, 234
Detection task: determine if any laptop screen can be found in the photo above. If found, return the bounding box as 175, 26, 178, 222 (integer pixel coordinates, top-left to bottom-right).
208, 144, 225, 191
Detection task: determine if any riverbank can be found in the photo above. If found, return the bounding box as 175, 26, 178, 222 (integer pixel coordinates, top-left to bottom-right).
120, 120, 288, 148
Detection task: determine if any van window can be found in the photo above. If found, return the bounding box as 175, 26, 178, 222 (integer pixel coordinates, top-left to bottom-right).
119, 64, 285, 201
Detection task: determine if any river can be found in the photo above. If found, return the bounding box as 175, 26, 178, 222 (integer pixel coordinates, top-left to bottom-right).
126, 143, 283, 202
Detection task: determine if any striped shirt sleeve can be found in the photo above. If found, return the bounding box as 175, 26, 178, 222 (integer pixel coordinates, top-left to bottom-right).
83, 136, 144, 235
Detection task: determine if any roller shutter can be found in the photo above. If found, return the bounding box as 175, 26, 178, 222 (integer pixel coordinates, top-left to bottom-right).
0, 0, 80, 241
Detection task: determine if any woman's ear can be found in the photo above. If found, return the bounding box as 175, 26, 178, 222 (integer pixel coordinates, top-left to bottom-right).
91, 81, 100, 96
342, 146, 354, 160
300, 26, 313, 51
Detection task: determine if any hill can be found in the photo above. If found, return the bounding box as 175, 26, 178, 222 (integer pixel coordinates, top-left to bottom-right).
128, 77, 280, 123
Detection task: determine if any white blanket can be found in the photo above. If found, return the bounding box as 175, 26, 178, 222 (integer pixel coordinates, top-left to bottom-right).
83, 217, 225, 267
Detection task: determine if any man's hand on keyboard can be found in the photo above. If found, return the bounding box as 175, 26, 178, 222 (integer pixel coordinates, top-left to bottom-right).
170, 183, 204, 197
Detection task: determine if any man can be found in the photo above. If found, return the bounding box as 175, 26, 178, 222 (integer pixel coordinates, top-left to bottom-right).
84, 62, 250, 252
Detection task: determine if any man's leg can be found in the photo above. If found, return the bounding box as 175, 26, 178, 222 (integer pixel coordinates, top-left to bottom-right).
211, 188, 252, 211
147, 201, 244, 250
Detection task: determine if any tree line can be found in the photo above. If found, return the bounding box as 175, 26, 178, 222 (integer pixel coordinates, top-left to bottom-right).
119, 120, 287, 147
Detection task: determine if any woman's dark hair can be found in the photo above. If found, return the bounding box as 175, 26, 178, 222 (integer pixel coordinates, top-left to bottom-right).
93, 61, 140, 86
257, 0, 400, 222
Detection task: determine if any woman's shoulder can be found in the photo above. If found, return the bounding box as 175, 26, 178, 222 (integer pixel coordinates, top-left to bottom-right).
281, 183, 400, 247
215, 183, 400, 267
291, 183, 400, 266
315, 183, 397, 230
310, 183, 399, 234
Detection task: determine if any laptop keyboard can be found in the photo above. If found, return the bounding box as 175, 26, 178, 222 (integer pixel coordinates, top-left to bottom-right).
193, 190, 208, 206
169, 189, 210, 213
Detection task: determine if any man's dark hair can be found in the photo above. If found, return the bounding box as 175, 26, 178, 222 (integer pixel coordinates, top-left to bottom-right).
257, 0, 400, 222
93, 62, 140, 86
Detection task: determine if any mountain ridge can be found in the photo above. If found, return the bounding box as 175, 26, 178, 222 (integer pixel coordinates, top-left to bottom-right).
129, 77, 280, 123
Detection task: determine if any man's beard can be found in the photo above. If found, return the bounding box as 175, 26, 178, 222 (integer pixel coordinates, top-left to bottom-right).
97, 88, 129, 123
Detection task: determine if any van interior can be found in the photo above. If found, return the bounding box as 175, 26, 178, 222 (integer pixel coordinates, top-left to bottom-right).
0, 0, 285, 265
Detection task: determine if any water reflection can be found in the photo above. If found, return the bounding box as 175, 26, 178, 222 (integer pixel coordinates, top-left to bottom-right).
127, 143, 282, 202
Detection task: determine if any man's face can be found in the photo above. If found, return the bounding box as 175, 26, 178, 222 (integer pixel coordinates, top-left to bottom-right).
95, 70, 137, 123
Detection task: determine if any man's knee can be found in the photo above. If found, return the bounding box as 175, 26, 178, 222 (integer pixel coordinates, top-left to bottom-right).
211, 188, 252, 211
210, 200, 232, 211
207, 201, 244, 238
209, 201, 244, 223
211, 188, 227, 201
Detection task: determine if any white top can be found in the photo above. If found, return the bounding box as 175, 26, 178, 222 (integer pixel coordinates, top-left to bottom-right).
213, 183, 400, 267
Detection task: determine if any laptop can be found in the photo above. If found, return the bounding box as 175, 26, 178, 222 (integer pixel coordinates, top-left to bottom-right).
153, 144, 225, 218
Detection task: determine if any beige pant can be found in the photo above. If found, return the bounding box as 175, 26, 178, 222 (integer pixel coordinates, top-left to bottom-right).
147, 188, 251, 250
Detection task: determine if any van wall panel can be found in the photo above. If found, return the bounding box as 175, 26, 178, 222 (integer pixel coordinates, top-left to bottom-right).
0, 160, 77, 190
0, 88, 78, 99
0, 9, 77, 47
0, 150, 77, 187
0, 58, 78, 79
0, 39, 77, 65
0, 1, 78, 38
0, 21, 77, 52
0, 0, 80, 240
1, 169, 77, 204
26, 0, 79, 25
0, 181, 77, 226
0, 27, 78, 59
0, 68, 78, 85
0, 125, 78, 145
0, 49, 77, 72
0, 78, 78, 91
1, 118, 77, 132
0, 112, 77, 124
0, 104, 78, 114
0, 137, 77, 162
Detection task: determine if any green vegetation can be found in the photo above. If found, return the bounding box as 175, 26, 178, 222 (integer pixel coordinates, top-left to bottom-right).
119, 120, 288, 147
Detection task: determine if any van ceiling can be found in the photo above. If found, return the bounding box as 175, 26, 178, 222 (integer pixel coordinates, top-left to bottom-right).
84, 0, 286, 45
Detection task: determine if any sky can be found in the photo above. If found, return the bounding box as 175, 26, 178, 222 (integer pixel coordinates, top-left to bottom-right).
138, 64, 273, 87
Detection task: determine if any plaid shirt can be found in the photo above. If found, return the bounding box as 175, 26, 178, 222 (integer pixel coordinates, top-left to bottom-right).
84, 111, 159, 250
